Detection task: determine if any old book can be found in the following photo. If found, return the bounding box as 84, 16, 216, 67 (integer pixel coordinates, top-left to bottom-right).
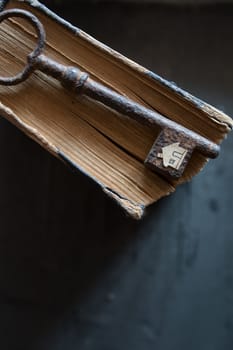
0, 0, 232, 219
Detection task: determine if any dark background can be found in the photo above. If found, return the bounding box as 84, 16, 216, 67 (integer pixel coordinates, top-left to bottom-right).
0, 1, 233, 349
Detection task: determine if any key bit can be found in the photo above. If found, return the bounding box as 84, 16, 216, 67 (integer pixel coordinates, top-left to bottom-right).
0, 9, 220, 179
146, 128, 200, 178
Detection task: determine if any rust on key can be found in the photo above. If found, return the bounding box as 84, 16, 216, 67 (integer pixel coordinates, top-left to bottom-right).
0, 9, 220, 179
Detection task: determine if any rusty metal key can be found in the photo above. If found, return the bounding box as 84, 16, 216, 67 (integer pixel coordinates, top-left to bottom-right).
0, 9, 220, 178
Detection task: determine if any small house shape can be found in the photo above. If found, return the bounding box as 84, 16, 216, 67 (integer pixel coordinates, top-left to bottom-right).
158, 142, 188, 170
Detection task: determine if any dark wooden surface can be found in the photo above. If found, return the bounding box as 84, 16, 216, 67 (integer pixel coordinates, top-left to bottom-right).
0, 3, 233, 349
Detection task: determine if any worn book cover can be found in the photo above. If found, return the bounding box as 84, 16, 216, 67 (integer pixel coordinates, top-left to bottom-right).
0, 0, 232, 218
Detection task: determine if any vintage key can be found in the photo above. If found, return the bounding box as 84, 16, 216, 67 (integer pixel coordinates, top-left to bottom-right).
0, 9, 220, 178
